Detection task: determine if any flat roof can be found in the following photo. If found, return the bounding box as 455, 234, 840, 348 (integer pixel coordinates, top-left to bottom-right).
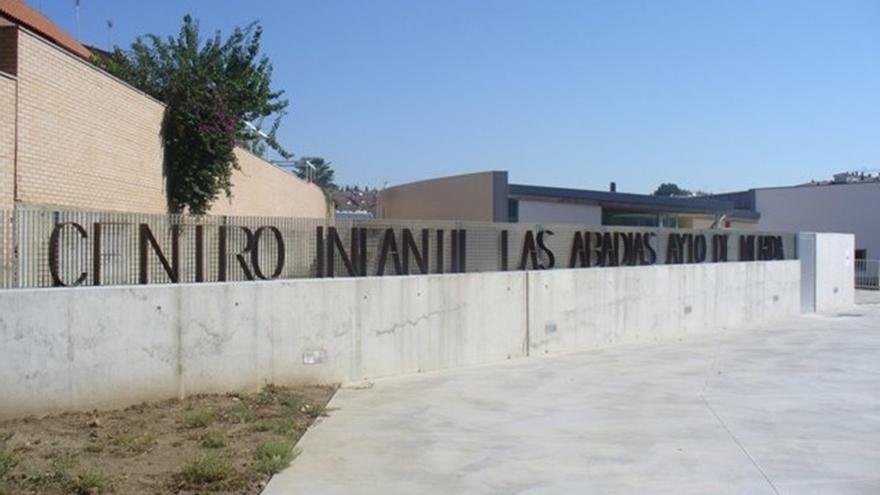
509, 184, 760, 220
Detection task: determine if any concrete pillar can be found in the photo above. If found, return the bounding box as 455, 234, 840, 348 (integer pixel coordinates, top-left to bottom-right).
797, 232, 855, 313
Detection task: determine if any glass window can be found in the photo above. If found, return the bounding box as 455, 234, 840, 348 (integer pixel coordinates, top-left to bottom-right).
508, 199, 519, 223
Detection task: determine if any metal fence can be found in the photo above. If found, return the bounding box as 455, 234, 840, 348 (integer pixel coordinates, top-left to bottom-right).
0, 206, 798, 289
855, 260, 880, 290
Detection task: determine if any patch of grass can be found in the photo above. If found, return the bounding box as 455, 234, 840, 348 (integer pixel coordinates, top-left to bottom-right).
83, 443, 104, 454
182, 409, 215, 429
280, 392, 304, 409
199, 431, 226, 449
254, 440, 298, 475
249, 418, 298, 435
0, 450, 16, 478
301, 403, 330, 419
254, 384, 281, 405
228, 401, 256, 423
110, 432, 156, 454
249, 419, 274, 432
69, 467, 110, 494
180, 453, 232, 484
50, 451, 79, 477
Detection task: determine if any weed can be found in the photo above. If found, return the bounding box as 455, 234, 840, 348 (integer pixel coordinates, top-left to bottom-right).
254, 440, 298, 475
50, 451, 79, 477
111, 432, 156, 454
280, 392, 304, 409
83, 443, 104, 454
180, 453, 232, 484
249, 419, 274, 432
200, 431, 226, 449
183, 409, 215, 429
301, 403, 330, 419
0, 450, 16, 478
256, 384, 282, 405
229, 402, 256, 423
249, 418, 297, 435
69, 467, 110, 494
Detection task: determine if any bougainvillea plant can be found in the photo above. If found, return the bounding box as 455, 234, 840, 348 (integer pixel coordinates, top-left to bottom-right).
94, 15, 290, 214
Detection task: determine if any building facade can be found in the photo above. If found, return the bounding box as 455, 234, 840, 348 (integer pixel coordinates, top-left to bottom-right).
378, 171, 758, 229
707, 178, 880, 259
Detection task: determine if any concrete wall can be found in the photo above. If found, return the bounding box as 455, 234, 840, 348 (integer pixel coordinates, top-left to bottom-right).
798, 232, 854, 313
0, 72, 14, 211
207, 148, 327, 218
517, 199, 602, 225
756, 183, 880, 258
0, 260, 802, 419
528, 261, 800, 355
379, 171, 507, 222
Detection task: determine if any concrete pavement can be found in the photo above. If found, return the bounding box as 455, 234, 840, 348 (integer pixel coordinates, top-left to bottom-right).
266, 294, 880, 495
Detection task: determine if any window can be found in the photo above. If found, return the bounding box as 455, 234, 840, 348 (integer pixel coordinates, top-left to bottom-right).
602, 209, 678, 228
855, 249, 867, 260
507, 199, 519, 223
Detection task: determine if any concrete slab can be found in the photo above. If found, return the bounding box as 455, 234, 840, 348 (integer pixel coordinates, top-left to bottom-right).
856, 289, 880, 305
265, 306, 880, 495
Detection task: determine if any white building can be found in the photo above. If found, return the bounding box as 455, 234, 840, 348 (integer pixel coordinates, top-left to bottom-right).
709, 174, 880, 260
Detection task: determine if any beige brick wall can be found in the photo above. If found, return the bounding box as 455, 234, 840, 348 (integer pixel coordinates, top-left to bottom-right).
208, 148, 327, 218
11, 27, 327, 219
0, 72, 14, 212
15, 29, 167, 213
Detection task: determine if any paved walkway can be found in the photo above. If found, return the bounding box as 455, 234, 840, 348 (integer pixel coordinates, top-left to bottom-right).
266, 296, 880, 495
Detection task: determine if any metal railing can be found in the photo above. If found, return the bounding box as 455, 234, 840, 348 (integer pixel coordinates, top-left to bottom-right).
855, 260, 880, 290
0, 206, 798, 289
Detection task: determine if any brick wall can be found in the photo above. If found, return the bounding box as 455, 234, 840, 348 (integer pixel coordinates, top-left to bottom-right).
11, 27, 326, 219
15, 29, 168, 213
208, 148, 327, 218
0, 26, 17, 75
0, 73, 14, 211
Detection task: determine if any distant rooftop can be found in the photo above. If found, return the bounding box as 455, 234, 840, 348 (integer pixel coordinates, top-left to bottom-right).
0, 0, 92, 60
509, 183, 760, 220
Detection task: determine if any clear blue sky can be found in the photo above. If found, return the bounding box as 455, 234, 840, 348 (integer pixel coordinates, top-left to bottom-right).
33, 0, 880, 194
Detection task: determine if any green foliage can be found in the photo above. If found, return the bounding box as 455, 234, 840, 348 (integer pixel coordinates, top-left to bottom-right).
0, 450, 15, 478
95, 15, 290, 214
199, 431, 227, 449
301, 403, 330, 419
296, 157, 337, 192
254, 440, 298, 474
110, 432, 157, 454
296, 157, 337, 209
182, 409, 215, 429
69, 468, 111, 495
653, 183, 692, 197
180, 453, 232, 484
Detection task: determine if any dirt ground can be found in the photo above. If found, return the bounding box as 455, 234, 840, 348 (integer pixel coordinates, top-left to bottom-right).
0, 384, 336, 494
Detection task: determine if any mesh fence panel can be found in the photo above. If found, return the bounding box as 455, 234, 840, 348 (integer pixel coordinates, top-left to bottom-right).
0, 206, 798, 289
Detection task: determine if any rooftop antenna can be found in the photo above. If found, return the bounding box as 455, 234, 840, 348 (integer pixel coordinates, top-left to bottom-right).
74, 0, 81, 40
106, 19, 113, 48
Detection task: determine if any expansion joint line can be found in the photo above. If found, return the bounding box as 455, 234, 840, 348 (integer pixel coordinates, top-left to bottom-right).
700, 397, 780, 495
699, 330, 779, 495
